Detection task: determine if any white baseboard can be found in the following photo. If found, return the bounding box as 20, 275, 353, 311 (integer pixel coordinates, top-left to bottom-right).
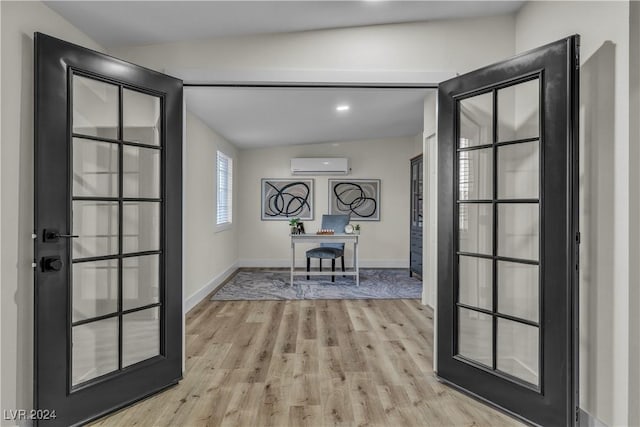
579, 409, 608, 427
183, 262, 238, 313
237, 258, 408, 269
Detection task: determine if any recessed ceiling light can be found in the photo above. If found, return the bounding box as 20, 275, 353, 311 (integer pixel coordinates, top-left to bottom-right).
336, 105, 350, 112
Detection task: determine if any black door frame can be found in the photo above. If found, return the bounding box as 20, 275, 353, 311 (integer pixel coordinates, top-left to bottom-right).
436, 36, 580, 426
34, 33, 183, 426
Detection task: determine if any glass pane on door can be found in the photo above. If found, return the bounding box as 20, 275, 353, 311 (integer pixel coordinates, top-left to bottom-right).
459, 148, 493, 200
123, 89, 161, 146
72, 259, 118, 322
70, 74, 163, 388
459, 92, 493, 148
498, 203, 539, 261
458, 308, 493, 366
123, 255, 160, 310
459, 255, 492, 310
73, 138, 119, 197
122, 202, 160, 253
497, 261, 539, 322
497, 79, 540, 142
497, 141, 539, 199
122, 307, 160, 367
497, 319, 539, 385
123, 146, 161, 198
72, 201, 119, 259
458, 203, 492, 255
71, 317, 118, 386
72, 76, 119, 139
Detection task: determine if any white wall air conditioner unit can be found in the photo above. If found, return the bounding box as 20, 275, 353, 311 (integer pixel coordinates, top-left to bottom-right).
290, 157, 350, 175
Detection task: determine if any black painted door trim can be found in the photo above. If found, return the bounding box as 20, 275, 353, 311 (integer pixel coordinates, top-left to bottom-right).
436, 36, 579, 427
34, 33, 183, 427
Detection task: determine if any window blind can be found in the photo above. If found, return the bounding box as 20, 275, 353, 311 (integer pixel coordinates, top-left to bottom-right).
216, 151, 233, 225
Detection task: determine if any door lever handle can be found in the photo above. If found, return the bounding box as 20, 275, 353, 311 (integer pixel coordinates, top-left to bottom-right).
43, 229, 79, 242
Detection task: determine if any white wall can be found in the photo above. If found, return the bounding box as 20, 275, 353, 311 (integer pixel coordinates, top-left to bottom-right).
515, 1, 631, 426
0, 1, 105, 423
412, 133, 423, 158
423, 91, 437, 144
237, 136, 417, 268
109, 15, 515, 79
183, 112, 239, 311
628, 2, 640, 425
1, 4, 4, 415
423, 92, 437, 309
423, 91, 438, 371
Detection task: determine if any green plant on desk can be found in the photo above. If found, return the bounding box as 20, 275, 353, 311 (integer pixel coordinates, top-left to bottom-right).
289, 217, 300, 226
354, 224, 361, 235
289, 217, 300, 234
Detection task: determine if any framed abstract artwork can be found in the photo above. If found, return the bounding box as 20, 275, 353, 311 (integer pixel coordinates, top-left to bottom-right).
261, 178, 314, 221
328, 179, 381, 221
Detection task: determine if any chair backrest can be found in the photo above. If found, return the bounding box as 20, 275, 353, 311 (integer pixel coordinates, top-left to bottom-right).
320, 214, 350, 250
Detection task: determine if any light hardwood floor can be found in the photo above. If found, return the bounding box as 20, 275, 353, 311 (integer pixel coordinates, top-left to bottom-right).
91, 299, 522, 426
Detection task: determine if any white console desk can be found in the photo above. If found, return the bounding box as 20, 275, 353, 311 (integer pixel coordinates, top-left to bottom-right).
290, 233, 359, 286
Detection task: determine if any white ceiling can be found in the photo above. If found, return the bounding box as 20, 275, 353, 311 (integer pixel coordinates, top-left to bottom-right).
185, 87, 431, 148
45, 1, 524, 47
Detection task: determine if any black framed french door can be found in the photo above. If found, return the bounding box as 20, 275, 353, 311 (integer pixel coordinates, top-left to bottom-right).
437, 36, 579, 426
34, 33, 183, 426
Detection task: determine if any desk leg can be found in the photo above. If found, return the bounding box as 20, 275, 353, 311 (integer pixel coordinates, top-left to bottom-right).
354, 239, 360, 287
291, 241, 295, 286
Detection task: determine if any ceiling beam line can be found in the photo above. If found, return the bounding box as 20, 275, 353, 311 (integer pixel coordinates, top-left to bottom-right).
183, 83, 437, 89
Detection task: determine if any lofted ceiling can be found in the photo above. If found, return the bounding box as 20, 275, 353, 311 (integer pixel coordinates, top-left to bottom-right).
44, 1, 516, 148
45, 1, 525, 48
185, 87, 432, 149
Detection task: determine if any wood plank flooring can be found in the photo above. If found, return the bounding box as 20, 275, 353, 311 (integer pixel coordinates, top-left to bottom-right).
91, 299, 522, 427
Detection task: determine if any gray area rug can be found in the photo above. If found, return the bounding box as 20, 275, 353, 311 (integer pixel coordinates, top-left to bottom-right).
211, 268, 422, 301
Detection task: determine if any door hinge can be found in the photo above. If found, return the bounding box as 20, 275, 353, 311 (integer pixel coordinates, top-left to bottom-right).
575, 232, 581, 271
32, 232, 37, 240
576, 53, 580, 70
32, 261, 37, 269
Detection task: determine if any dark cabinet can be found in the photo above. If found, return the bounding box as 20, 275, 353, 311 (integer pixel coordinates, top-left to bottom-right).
410, 154, 423, 277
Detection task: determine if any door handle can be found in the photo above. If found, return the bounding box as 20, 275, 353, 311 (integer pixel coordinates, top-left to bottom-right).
41, 256, 63, 272
43, 229, 78, 242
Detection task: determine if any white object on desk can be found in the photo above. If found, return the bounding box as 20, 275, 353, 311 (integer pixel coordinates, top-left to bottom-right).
290, 233, 359, 287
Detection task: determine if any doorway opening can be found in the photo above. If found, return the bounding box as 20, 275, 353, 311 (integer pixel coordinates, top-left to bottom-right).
180, 84, 437, 305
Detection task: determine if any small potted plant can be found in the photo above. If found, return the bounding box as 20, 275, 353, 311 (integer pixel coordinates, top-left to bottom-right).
289, 217, 300, 234
354, 224, 360, 235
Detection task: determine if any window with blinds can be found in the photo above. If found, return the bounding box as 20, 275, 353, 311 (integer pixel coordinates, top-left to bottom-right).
216, 151, 233, 226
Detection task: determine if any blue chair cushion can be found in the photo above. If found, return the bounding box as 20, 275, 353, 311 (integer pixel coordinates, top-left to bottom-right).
306, 214, 350, 259
306, 247, 344, 259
